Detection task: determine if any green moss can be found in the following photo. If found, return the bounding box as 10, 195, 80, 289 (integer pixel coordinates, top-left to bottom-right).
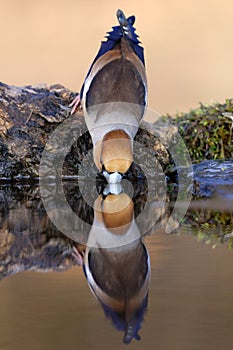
167, 99, 233, 163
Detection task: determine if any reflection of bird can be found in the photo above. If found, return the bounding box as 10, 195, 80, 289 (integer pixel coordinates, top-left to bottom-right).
70, 9, 147, 183
82, 191, 150, 344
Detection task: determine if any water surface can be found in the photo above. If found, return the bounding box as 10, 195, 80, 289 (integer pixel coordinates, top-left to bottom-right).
0, 176, 232, 349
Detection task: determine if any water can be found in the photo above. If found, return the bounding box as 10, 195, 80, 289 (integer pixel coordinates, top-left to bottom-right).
1, 234, 233, 350
0, 170, 233, 350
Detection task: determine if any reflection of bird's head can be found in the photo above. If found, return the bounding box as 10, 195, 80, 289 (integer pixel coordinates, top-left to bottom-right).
93, 129, 133, 176
100, 192, 134, 235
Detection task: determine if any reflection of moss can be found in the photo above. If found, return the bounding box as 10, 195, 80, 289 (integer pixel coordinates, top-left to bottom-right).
182, 209, 233, 249
168, 99, 233, 162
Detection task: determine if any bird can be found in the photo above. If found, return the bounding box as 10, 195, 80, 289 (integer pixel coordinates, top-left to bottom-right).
70, 9, 147, 183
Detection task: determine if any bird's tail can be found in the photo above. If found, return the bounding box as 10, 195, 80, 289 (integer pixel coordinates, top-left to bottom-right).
116, 9, 135, 40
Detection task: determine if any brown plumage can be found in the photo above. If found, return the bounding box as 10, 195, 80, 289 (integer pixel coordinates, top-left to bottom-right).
71, 10, 147, 181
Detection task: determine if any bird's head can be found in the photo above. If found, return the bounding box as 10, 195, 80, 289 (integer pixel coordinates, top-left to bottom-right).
94, 129, 133, 182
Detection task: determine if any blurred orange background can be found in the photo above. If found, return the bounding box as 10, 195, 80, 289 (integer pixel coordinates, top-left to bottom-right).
1, 0, 233, 114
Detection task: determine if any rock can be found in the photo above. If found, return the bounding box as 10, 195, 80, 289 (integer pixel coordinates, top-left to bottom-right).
0, 82, 78, 179
0, 82, 172, 181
